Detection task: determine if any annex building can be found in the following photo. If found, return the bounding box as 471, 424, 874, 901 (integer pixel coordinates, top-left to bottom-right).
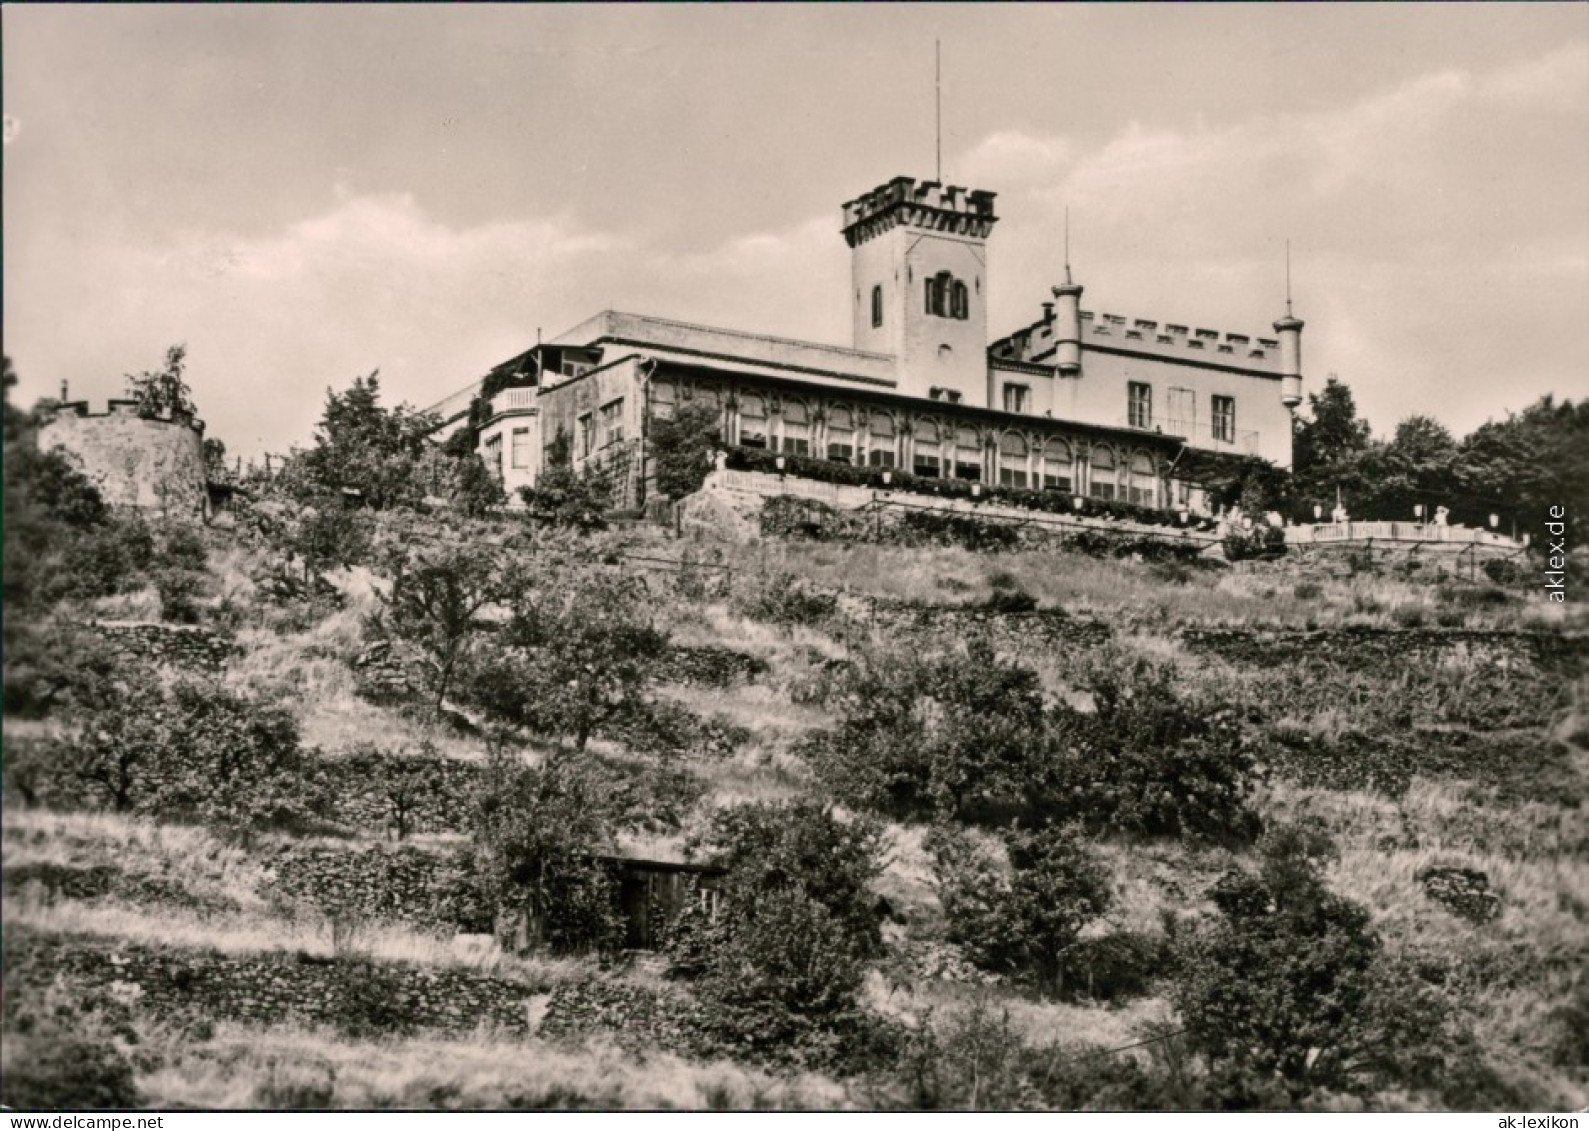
427, 175, 1305, 514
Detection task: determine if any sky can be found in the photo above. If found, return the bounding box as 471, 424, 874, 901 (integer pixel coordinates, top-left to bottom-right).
4, 3, 1587, 461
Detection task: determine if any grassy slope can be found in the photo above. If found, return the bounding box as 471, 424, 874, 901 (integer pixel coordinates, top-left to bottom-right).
4, 524, 1584, 1110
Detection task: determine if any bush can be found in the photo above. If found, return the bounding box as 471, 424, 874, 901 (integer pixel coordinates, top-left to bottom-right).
666, 802, 890, 1070
803, 639, 1048, 823
1223, 524, 1287, 562
155, 567, 205, 623
48, 676, 324, 832
1, 619, 125, 719
733, 571, 840, 628
982, 587, 1038, 613
1482, 557, 1523, 585
1043, 651, 1262, 842
927, 822, 1112, 996
1174, 823, 1466, 1103
0, 1024, 141, 1111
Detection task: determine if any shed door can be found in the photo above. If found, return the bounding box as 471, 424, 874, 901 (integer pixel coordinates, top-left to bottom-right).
619, 874, 651, 949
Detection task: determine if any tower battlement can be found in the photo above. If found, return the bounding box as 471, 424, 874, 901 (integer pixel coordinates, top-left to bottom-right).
841, 176, 997, 247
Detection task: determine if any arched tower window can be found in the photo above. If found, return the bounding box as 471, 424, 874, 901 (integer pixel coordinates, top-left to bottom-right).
871, 285, 883, 328
951, 280, 969, 320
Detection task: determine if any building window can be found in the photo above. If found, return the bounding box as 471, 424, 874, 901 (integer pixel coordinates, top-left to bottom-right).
998, 433, 1029, 488
913, 453, 940, 478
867, 412, 896, 468
1212, 395, 1236, 444
577, 413, 595, 458
925, 271, 970, 321
561, 360, 590, 379
483, 434, 504, 481
1128, 452, 1158, 507
1089, 445, 1117, 501
871, 285, 883, 328
1003, 384, 1030, 414
1128, 382, 1153, 430
510, 427, 531, 469
781, 400, 811, 456
1041, 437, 1072, 493
599, 398, 625, 448
953, 425, 981, 482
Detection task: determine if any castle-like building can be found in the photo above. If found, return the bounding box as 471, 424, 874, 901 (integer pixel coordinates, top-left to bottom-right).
428, 175, 1304, 513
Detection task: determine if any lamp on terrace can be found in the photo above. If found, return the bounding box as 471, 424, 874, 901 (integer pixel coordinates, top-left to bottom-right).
1314, 504, 1323, 521
882, 470, 892, 486
1489, 513, 1499, 530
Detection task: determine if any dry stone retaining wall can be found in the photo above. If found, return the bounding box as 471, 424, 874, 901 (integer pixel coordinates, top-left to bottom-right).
88, 621, 234, 671
2, 930, 545, 1037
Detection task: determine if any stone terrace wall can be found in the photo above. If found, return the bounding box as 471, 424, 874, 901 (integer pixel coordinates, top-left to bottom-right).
1179, 625, 1584, 673
88, 621, 234, 671
258, 842, 488, 933
3, 930, 543, 1037
867, 601, 1114, 654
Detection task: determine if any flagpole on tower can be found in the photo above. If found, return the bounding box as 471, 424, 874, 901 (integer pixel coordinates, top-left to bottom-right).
935, 39, 942, 183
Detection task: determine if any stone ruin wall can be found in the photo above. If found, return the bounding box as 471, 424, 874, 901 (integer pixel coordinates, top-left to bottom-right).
39, 403, 208, 522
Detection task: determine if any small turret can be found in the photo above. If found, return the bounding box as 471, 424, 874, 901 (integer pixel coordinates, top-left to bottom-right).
1276, 241, 1304, 409
1274, 305, 1303, 409
1052, 267, 1084, 377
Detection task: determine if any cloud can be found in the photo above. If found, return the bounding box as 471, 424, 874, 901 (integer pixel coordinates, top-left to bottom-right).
6, 193, 854, 458
6, 43, 1584, 457
958, 47, 1588, 437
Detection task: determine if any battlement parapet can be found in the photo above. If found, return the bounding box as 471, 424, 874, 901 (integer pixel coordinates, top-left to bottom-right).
842, 175, 998, 247
52, 399, 206, 433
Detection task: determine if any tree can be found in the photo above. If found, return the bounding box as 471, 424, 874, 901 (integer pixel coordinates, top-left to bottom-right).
343, 741, 454, 840
804, 638, 1048, 823
518, 426, 611, 529
466, 743, 626, 954
1457, 395, 1589, 537
382, 541, 510, 714
1291, 376, 1374, 518
648, 400, 721, 499
927, 822, 1112, 996
294, 372, 437, 509
125, 344, 197, 420
665, 802, 888, 1051
1368, 414, 1459, 518
451, 452, 506, 517
463, 562, 666, 750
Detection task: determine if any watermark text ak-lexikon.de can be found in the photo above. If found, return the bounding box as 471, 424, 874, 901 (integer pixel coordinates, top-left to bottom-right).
1545, 505, 1568, 603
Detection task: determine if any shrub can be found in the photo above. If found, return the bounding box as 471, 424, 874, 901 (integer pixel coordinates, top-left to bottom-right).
518, 427, 611, 530
1482, 557, 1523, 585
1174, 823, 1466, 1103
155, 567, 205, 623
1044, 650, 1262, 842
49, 676, 324, 832
0, 1024, 141, 1111
982, 587, 1038, 613
667, 802, 890, 1070
733, 571, 840, 628
1292, 581, 1323, 601
1, 619, 125, 719
927, 822, 1112, 996
1223, 524, 1286, 562
649, 401, 721, 500
803, 639, 1048, 823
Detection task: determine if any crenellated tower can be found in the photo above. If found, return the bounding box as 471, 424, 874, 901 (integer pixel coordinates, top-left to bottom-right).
843, 176, 998, 405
